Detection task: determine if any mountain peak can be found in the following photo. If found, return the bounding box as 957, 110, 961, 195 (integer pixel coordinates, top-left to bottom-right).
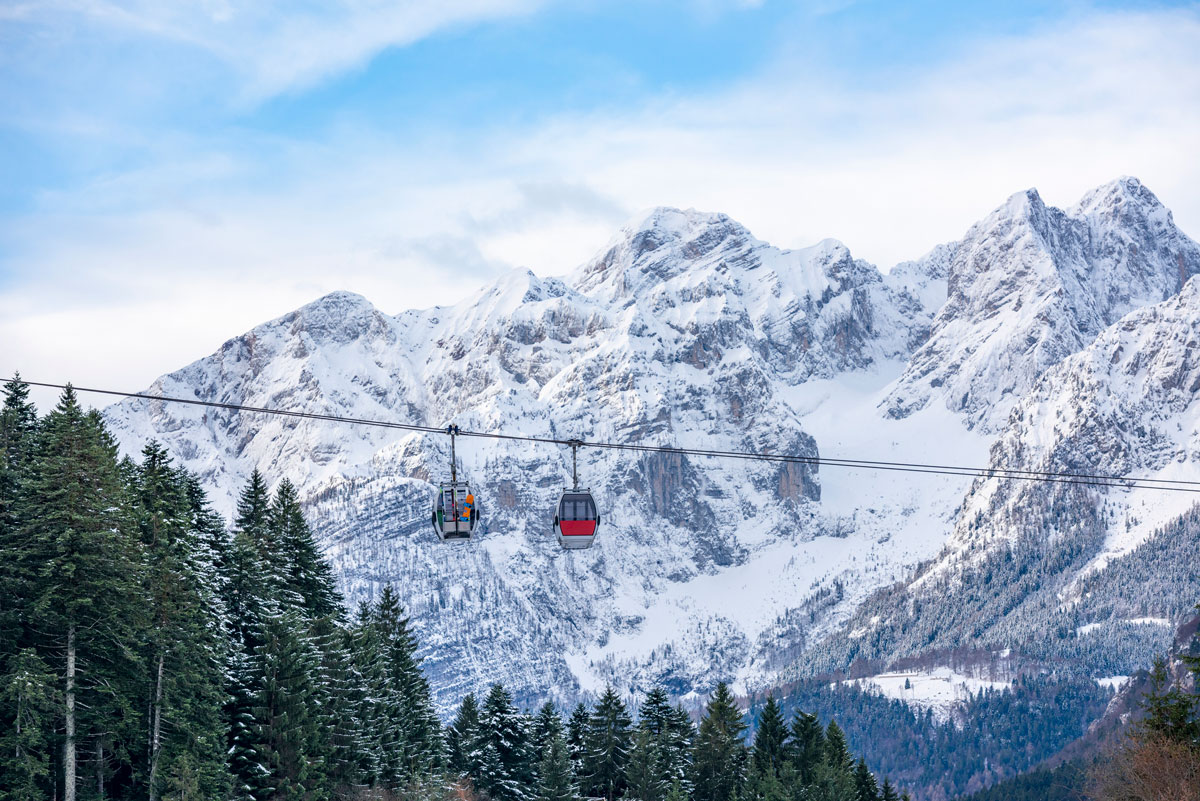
573, 206, 758, 297
283, 290, 385, 346
1002, 186, 1046, 215
1072, 175, 1172, 227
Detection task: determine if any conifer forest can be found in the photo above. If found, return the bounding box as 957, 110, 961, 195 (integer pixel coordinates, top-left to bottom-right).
0, 380, 912, 799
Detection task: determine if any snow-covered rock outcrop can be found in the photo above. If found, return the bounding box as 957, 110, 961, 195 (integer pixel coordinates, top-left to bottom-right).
885, 177, 1200, 432
103, 179, 1200, 708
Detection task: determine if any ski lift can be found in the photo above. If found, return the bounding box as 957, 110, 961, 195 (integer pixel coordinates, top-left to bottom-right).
431, 425, 478, 541
554, 439, 599, 550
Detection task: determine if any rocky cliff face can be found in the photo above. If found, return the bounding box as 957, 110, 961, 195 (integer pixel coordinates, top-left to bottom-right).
104, 179, 1200, 710
810, 275, 1200, 680
884, 177, 1200, 432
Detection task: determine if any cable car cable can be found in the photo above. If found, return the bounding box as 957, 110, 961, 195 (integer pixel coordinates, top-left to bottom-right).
13, 378, 1200, 494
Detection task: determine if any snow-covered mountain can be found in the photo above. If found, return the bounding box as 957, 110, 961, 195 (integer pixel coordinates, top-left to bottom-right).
104, 179, 1200, 711
885, 177, 1200, 432
808, 275, 1200, 681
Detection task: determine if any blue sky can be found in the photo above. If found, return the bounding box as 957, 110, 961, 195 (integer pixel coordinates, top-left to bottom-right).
2, 0, 1199, 403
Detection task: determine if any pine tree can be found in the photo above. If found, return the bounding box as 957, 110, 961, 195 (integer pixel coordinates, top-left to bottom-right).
853, 758, 880, 801
536, 730, 578, 801
626, 726, 665, 801
136, 443, 231, 801
534, 700, 565, 755
583, 685, 634, 801
477, 683, 535, 801
248, 607, 330, 801
0, 648, 57, 800
880, 777, 900, 801
270, 479, 342, 619
788, 710, 825, 786
18, 388, 144, 801
567, 702, 589, 780
692, 682, 747, 801
750, 696, 788, 780
449, 693, 483, 776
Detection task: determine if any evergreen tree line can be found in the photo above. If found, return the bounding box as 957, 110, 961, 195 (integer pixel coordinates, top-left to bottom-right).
769, 674, 1112, 799
443, 681, 905, 801
961, 608, 1200, 801
1086, 615, 1200, 801
0, 379, 443, 800
0, 378, 897, 800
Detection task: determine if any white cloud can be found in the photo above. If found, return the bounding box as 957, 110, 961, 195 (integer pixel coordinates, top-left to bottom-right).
3, 7, 1200, 409
14, 0, 552, 101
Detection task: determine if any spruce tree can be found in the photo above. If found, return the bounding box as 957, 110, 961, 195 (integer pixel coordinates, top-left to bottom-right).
788, 710, 825, 786
583, 685, 634, 801
637, 688, 694, 798
311, 617, 367, 794
18, 388, 144, 801
135, 443, 231, 801
567, 702, 590, 780
0, 375, 38, 779
626, 726, 665, 801
477, 683, 535, 801
270, 479, 342, 619
692, 682, 747, 801
853, 758, 880, 801
880, 777, 900, 801
0, 375, 38, 656
1141, 654, 1198, 744
449, 693, 483, 776
0, 648, 57, 801
663, 703, 696, 797
750, 696, 788, 780
372, 584, 443, 783
815, 721, 856, 801
235, 470, 278, 586
248, 607, 330, 801
536, 730, 578, 801
640, 688, 674, 735
534, 700, 565, 755
348, 602, 387, 787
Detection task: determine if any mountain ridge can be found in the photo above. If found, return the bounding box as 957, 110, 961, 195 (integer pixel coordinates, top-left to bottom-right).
102, 177, 1200, 713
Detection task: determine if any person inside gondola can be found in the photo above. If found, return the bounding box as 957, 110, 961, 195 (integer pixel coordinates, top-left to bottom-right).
461, 493, 474, 522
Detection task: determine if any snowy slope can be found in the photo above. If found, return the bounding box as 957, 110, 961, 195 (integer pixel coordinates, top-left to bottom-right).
106, 207, 947, 708
103, 179, 1200, 712
885, 177, 1200, 432
809, 275, 1200, 680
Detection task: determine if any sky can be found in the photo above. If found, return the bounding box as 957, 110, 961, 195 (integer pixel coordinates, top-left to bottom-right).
2, 0, 1199, 409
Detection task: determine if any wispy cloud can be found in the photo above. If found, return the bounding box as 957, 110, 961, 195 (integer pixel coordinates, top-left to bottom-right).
2, 5, 1199, 407
10, 0, 554, 102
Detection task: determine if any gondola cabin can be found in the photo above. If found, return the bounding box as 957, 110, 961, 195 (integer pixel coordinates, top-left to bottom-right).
432, 482, 477, 541
554, 490, 599, 549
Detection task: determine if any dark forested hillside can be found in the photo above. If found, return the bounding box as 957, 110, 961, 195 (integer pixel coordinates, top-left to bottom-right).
0, 376, 903, 801
752, 675, 1111, 800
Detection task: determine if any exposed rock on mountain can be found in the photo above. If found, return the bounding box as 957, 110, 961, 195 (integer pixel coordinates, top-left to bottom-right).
885, 177, 1200, 432
103, 179, 1200, 711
